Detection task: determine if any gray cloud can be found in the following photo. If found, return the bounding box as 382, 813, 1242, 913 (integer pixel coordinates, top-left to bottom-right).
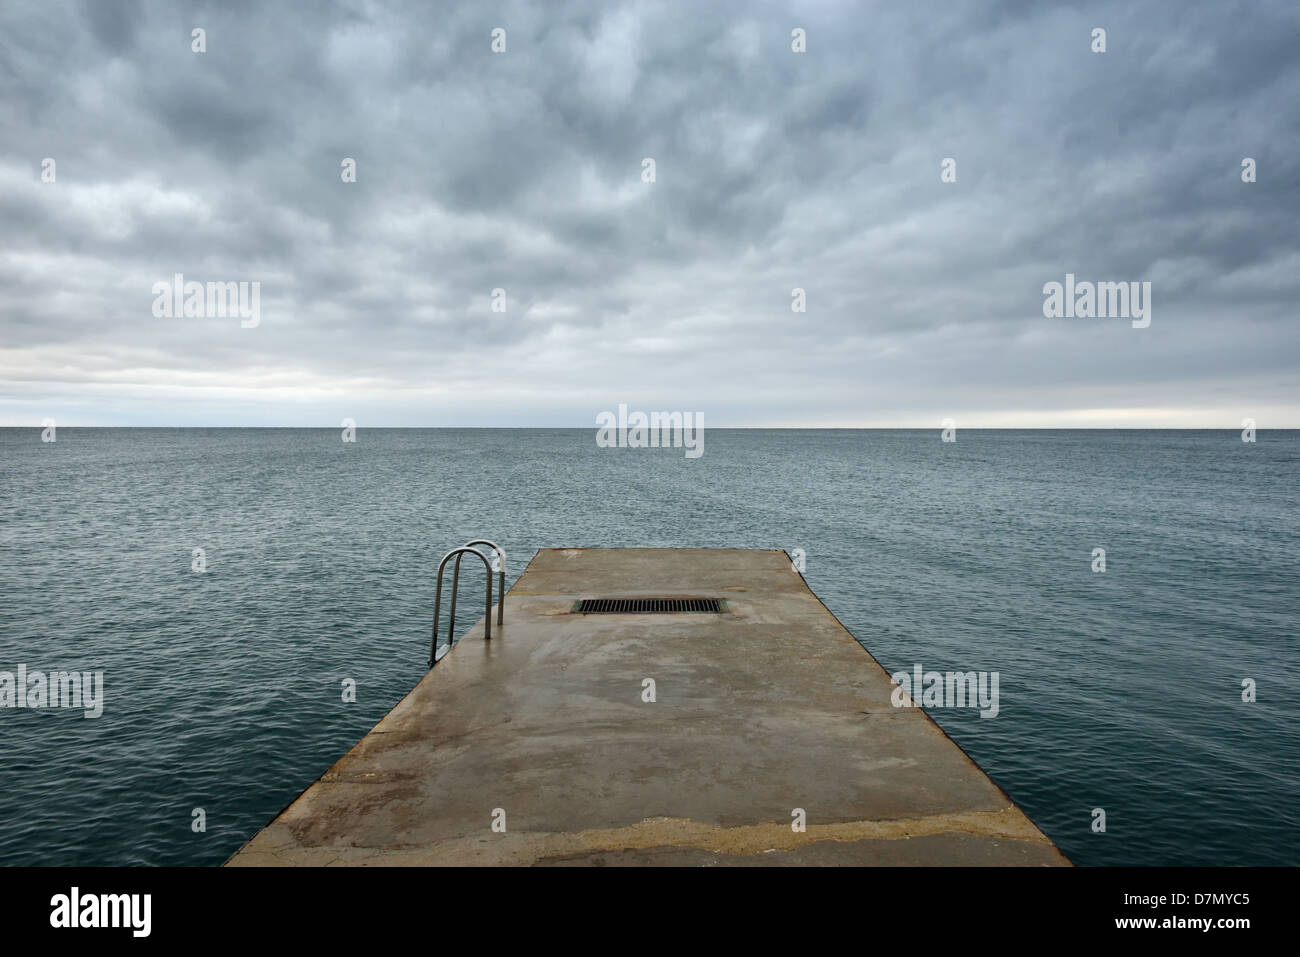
1, 0, 1298, 426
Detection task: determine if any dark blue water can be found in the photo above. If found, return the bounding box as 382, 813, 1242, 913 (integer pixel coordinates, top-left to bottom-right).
1, 428, 1295, 866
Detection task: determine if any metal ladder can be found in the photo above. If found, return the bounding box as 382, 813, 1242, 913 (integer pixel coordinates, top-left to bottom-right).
429, 540, 507, 667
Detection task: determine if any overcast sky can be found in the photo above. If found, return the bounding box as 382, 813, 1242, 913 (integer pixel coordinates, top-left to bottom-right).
2, 0, 1297, 427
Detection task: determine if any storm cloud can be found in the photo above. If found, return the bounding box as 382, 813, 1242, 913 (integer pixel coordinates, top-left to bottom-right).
2, 0, 1297, 426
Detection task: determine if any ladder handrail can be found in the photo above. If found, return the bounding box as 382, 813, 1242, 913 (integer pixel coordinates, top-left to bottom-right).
452, 540, 506, 629
429, 546, 493, 667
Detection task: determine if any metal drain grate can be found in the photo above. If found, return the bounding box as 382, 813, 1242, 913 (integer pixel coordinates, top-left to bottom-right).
576, 597, 722, 615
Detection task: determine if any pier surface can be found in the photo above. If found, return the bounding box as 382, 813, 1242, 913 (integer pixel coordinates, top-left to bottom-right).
228, 548, 1068, 866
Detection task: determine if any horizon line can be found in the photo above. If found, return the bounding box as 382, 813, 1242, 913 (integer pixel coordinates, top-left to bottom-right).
4, 424, 1294, 431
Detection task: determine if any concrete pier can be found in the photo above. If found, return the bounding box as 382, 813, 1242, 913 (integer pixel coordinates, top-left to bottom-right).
228, 548, 1068, 866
